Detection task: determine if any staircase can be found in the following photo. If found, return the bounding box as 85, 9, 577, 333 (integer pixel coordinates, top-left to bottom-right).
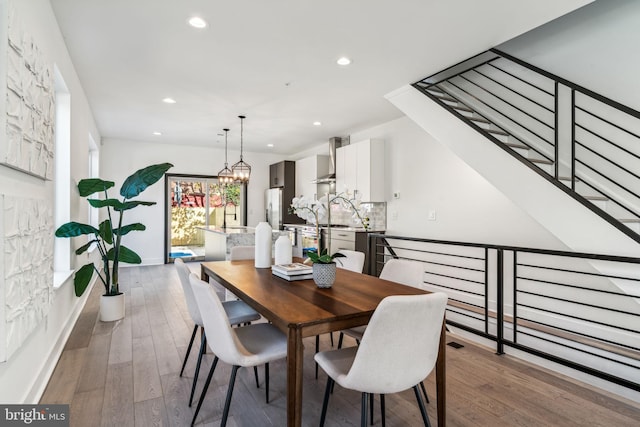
408, 49, 640, 246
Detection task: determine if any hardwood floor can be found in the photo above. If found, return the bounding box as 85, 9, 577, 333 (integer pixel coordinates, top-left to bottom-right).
41, 264, 640, 426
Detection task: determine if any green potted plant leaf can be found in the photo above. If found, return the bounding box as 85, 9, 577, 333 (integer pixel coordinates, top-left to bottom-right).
306, 249, 345, 288
55, 162, 173, 321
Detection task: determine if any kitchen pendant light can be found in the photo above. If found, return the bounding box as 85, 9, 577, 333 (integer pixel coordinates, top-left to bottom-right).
231, 115, 251, 183
217, 128, 234, 185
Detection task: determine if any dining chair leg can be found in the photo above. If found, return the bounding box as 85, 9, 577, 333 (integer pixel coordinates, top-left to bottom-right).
413, 385, 431, 427
265, 363, 270, 404
189, 333, 207, 406
221, 366, 240, 427
254, 366, 260, 388
190, 356, 219, 426
420, 380, 429, 403
369, 393, 374, 425
315, 335, 320, 379
330, 332, 334, 347
337, 332, 344, 349
380, 394, 386, 427
319, 377, 334, 427
361, 392, 369, 427
180, 324, 198, 377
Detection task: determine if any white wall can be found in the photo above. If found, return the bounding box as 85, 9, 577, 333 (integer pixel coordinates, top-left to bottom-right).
0, 0, 100, 403
498, 0, 640, 112
349, 116, 569, 249
100, 139, 287, 264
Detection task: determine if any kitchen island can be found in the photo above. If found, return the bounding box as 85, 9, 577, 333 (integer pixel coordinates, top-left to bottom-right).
199, 226, 288, 261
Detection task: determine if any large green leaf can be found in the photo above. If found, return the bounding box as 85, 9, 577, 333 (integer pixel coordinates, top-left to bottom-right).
107, 245, 142, 264
115, 223, 146, 236
99, 219, 113, 244
78, 178, 115, 197
55, 222, 99, 238
74, 263, 95, 296
75, 240, 98, 255
115, 200, 156, 211
120, 163, 173, 199
88, 198, 126, 209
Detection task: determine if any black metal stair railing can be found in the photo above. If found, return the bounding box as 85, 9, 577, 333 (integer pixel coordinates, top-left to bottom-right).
412, 48, 640, 245
369, 234, 640, 393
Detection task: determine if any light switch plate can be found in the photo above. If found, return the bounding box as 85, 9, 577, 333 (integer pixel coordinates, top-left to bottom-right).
427, 210, 436, 221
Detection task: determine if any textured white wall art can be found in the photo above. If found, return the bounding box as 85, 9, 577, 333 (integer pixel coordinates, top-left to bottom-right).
1, 195, 53, 361
1, 1, 54, 180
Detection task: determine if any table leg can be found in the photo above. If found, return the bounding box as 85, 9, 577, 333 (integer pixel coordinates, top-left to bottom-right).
436, 321, 446, 426
287, 327, 304, 427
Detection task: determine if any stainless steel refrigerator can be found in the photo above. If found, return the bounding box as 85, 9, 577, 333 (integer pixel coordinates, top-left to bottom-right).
265, 188, 283, 230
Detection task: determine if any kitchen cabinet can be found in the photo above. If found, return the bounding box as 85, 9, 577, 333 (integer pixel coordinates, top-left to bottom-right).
269, 161, 295, 188
269, 161, 301, 226
324, 228, 384, 274
335, 138, 385, 201
295, 155, 330, 200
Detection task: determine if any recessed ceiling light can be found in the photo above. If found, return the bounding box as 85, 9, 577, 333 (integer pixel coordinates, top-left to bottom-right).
267, 144, 274, 148
336, 57, 351, 66
162, 97, 176, 104
153, 131, 162, 136
313, 121, 322, 126
188, 16, 207, 29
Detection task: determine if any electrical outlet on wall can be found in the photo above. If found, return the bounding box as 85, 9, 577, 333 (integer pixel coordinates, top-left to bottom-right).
427, 210, 436, 221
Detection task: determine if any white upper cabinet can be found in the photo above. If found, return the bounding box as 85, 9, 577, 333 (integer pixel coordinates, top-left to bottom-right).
336, 139, 385, 202
295, 155, 330, 200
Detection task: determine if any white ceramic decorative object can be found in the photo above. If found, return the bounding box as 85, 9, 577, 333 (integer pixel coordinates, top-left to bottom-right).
313, 263, 337, 288
255, 221, 272, 268
100, 293, 125, 322
274, 235, 293, 265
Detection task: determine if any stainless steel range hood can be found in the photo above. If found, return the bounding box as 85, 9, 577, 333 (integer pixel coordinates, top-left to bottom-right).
312, 137, 347, 183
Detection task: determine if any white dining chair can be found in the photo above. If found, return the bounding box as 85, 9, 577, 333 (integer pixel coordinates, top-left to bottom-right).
315, 292, 448, 427
229, 245, 255, 260
315, 249, 366, 378
174, 258, 260, 406
189, 273, 288, 427
336, 249, 365, 273
338, 258, 425, 348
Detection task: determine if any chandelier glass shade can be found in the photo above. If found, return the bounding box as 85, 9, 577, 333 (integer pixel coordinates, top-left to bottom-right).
231, 115, 251, 183
217, 128, 234, 185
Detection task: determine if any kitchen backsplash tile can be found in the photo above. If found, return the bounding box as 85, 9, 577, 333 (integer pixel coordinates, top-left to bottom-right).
330, 202, 386, 230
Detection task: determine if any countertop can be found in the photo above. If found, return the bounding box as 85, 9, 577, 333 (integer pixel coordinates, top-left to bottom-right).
283, 224, 385, 232
199, 226, 290, 235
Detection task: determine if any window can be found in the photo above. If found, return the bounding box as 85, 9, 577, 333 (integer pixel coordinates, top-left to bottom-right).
53, 65, 71, 288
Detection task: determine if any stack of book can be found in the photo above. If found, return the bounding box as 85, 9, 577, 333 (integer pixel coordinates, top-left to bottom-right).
271, 262, 313, 281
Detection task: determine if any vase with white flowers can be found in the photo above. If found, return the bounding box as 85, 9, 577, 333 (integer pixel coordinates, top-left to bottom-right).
290, 190, 369, 255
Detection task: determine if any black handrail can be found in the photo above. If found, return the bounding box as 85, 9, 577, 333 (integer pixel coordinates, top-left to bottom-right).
370, 233, 640, 393
412, 48, 640, 245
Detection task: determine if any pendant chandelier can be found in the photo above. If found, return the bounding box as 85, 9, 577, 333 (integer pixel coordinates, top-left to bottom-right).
217, 128, 234, 185
231, 115, 251, 183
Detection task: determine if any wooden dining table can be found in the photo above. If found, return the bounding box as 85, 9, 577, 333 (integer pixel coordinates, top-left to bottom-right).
200, 259, 446, 426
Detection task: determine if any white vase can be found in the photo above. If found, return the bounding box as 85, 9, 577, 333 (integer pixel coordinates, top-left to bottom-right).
255, 221, 272, 268
100, 293, 125, 322
274, 235, 293, 265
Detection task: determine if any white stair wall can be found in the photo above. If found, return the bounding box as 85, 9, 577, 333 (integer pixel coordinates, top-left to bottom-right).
386, 84, 640, 257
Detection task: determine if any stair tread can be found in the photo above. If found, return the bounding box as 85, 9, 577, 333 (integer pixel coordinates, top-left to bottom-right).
558, 176, 582, 182
454, 105, 473, 113
469, 117, 491, 124
488, 128, 509, 136
505, 142, 528, 149
584, 195, 608, 201
619, 218, 640, 223
530, 158, 554, 165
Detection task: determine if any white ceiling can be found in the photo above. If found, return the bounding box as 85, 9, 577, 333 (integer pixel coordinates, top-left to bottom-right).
49, 0, 591, 155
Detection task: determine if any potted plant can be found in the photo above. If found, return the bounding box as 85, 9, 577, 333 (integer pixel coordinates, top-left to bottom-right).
306, 249, 345, 288
55, 162, 173, 321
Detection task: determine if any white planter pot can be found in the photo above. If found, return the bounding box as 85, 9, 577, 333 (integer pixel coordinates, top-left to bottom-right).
100, 293, 125, 322
313, 263, 336, 288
